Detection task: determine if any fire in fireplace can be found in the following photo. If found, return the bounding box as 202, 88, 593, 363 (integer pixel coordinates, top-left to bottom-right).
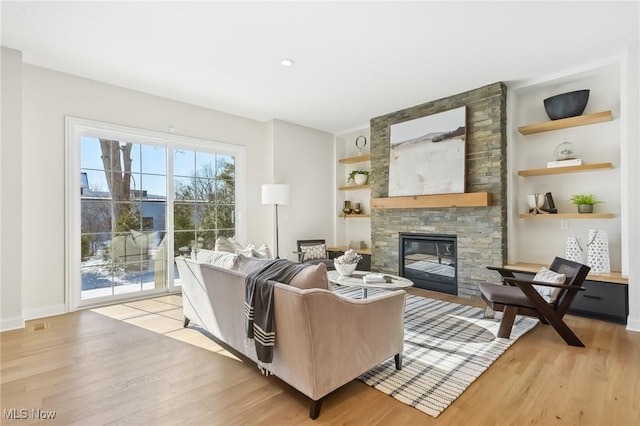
399, 232, 457, 295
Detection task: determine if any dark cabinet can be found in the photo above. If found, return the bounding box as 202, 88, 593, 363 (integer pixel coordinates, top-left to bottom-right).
569, 280, 628, 324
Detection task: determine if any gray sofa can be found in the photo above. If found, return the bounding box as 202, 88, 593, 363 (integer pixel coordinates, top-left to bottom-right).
175, 255, 406, 419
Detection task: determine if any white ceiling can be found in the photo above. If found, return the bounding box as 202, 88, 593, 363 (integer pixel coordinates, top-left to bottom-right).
2, 1, 638, 134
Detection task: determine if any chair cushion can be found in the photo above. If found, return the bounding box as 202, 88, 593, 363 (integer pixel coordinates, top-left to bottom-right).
533, 267, 566, 303
478, 282, 537, 309
301, 243, 326, 261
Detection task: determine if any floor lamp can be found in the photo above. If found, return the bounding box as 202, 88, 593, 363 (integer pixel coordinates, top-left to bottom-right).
261, 184, 290, 258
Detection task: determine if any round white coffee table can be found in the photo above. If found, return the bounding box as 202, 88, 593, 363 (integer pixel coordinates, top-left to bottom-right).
327, 270, 413, 298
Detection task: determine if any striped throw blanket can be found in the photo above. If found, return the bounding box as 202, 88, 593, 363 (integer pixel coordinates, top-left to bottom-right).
244, 259, 307, 372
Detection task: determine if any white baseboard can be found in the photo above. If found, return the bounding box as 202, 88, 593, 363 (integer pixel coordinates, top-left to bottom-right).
22, 304, 67, 321
1, 316, 25, 331
626, 317, 640, 333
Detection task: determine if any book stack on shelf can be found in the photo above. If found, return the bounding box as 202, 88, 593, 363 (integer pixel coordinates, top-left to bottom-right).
547, 159, 583, 168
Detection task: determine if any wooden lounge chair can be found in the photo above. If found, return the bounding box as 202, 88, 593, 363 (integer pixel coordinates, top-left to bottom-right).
479, 257, 590, 347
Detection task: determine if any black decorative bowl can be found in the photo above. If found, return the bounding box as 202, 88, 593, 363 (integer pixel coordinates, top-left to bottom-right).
543, 89, 590, 120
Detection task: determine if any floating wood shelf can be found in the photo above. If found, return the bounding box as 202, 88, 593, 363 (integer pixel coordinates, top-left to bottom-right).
518, 162, 613, 177
517, 110, 613, 135
338, 154, 371, 164
519, 213, 614, 219
371, 192, 491, 209
338, 214, 371, 218
338, 184, 371, 191
504, 262, 628, 285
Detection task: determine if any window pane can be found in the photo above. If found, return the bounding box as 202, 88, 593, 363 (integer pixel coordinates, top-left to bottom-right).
113, 262, 143, 294
174, 203, 195, 231
173, 149, 195, 177
81, 265, 114, 299
196, 203, 216, 230
81, 169, 110, 195
194, 178, 215, 201
128, 143, 142, 173
80, 232, 111, 264
140, 174, 166, 199
216, 204, 235, 230
141, 144, 166, 175
174, 176, 195, 200
217, 155, 235, 179
196, 151, 215, 177
197, 230, 216, 250
81, 137, 106, 170
82, 200, 112, 234
216, 178, 235, 203
174, 231, 195, 257
141, 201, 166, 231
114, 203, 142, 232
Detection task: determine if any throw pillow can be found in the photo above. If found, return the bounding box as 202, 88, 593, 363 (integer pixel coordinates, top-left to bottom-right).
227, 236, 244, 251
214, 237, 237, 253
253, 243, 272, 259
290, 263, 330, 290
301, 244, 326, 261
533, 267, 566, 303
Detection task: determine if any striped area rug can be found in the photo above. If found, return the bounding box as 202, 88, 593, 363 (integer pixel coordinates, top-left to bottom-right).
333, 286, 538, 418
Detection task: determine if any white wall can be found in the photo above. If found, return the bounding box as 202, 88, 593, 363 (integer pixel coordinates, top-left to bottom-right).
16, 62, 271, 322
1, 47, 24, 330
270, 119, 334, 261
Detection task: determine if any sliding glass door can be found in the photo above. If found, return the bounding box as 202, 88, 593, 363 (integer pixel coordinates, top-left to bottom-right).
80, 137, 168, 300
67, 118, 245, 309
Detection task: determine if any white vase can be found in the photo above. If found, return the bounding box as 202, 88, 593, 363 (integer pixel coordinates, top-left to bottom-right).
586, 229, 610, 273
565, 236, 584, 263
334, 262, 357, 276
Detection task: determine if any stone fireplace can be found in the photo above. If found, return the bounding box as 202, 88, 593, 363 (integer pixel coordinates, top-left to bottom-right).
369, 82, 507, 297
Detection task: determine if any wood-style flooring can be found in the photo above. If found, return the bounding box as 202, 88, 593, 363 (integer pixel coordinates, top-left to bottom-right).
1, 289, 639, 425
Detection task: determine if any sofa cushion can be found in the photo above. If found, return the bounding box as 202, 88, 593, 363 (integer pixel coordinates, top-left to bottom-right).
301, 243, 326, 261
290, 263, 329, 290
195, 249, 239, 269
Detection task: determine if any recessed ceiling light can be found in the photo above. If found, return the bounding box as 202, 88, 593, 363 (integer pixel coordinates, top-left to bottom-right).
280, 58, 295, 67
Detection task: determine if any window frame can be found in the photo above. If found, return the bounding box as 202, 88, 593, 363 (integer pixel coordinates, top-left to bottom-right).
65, 117, 247, 311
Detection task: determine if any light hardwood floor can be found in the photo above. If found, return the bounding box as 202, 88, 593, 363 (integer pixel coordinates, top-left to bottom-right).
2, 289, 639, 425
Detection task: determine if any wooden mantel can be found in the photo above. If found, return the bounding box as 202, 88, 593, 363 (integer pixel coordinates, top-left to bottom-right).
371, 192, 491, 209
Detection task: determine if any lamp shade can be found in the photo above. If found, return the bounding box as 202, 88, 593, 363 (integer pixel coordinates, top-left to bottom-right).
261, 184, 290, 205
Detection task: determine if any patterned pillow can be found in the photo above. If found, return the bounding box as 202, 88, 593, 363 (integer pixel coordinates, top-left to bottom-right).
533, 267, 566, 303
301, 244, 326, 261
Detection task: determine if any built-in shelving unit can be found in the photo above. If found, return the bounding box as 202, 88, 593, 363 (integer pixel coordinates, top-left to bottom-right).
518, 162, 613, 177
519, 213, 614, 219
517, 110, 613, 135
371, 192, 491, 209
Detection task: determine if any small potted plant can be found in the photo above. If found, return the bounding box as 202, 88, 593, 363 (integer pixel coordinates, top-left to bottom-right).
347, 170, 369, 185
569, 194, 603, 214
334, 249, 362, 276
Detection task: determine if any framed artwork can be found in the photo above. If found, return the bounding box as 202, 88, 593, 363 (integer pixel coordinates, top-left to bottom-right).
388, 106, 467, 196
